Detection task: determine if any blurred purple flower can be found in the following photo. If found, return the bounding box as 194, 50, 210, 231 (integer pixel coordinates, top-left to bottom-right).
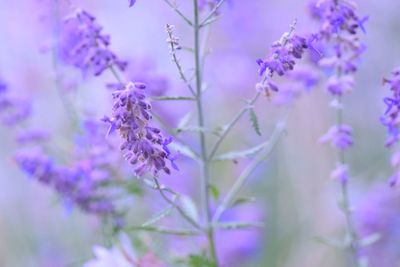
14, 119, 128, 218
311, 0, 367, 76
381, 68, 400, 148
356, 185, 400, 267
319, 124, 353, 150
59, 9, 127, 76
0, 80, 31, 126
129, 0, 136, 7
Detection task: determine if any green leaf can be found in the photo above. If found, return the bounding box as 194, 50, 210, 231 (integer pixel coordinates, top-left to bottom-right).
127, 225, 199, 236
212, 221, 264, 230
208, 184, 220, 201
213, 140, 269, 161
169, 141, 200, 161
179, 195, 199, 222
141, 205, 174, 227
313, 236, 346, 249
249, 108, 262, 136
231, 196, 256, 207
188, 254, 217, 267
177, 111, 193, 130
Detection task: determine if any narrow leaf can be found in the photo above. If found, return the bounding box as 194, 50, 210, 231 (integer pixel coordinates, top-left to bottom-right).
170, 141, 200, 161
141, 205, 174, 227
179, 195, 199, 223
212, 221, 264, 230
231, 196, 256, 207
208, 184, 220, 201
213, 140, 269, 161
249, 108, 262, 136
313, 236, 346, 249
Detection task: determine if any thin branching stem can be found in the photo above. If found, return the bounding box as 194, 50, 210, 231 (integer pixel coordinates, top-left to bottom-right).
212, 108, 291, 222
163, 0, 193, 26
193, 0, 219, 264
209, 92, 261, 160
200, 0, 227, 27
127, 225, 200, 236
153, 178, 203, 230
52, 0, 80, 127
166, 24, 196, 96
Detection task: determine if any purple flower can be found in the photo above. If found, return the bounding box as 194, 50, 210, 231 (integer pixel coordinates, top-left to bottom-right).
356, 185, 400, 266
257, 34, 308, 78
0, 80, 31, 126
16, 130, 49, 144
319, 124, 353, 150
381, 68, 400, 148
255, 22, 311, 97
59, 9, 127, 76
14, 119, 126, 218
311, 0, 367, 76
129, 0, 136, 7
330, 163, 349, 184
104, 82, 177, 177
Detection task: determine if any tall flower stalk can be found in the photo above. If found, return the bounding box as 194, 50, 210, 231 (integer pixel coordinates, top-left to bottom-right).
313, 0, 367, 265
193, 0, 218, 263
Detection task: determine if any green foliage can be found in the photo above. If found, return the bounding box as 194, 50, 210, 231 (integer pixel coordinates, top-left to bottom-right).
208, 183, 220, 201
249, 108, 262, 136
188, 254, 217, 267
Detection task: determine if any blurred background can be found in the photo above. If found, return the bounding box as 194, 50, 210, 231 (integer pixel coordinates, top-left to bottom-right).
1, 0, 400, 266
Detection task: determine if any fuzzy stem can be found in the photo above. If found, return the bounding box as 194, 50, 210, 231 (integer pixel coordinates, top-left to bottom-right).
209, 92, 261, 160
193, 0, 218, 264
336, 96, 360, 267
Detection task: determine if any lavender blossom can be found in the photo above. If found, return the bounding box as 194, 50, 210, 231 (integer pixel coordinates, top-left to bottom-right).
356, 185, 400, 267
0, 80, 31, 126
14, 120, 125, 217
381, 68, 400, 186
256, 22, 310, 96
319, 124, 353, 150
103, 82, 177, 177
129, 0, 136, 7
59, 9, 127, 76
381, 68, 400, 148
312, 0, 367, 264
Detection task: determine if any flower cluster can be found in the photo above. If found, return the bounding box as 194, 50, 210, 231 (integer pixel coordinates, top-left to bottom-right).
0, 80, 31, 126
313, 0, 367, 177
312, 0, 367, 76
59, 9, 127, 76
319, 124, 353, 150
256, 22, 310, 96
129, 0, 136, 7
15, 120, 122, 217
257, 34, 308, 78
381, 68, 400, 148
356, 185, 400, 266
381, 68, 400, 187
103, 82, 177, 177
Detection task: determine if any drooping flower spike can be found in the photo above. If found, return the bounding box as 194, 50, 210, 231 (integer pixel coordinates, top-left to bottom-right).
103, 82, 177, 177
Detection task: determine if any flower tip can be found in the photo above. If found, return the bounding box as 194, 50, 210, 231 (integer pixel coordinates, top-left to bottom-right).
129, 0, 136, 7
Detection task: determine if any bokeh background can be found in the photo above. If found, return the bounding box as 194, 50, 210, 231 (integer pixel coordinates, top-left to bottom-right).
1, 0, 400, 266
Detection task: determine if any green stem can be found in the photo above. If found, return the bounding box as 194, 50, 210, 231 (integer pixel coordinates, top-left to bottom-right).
193, 0, 218, 264
336, 96, 360, 267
